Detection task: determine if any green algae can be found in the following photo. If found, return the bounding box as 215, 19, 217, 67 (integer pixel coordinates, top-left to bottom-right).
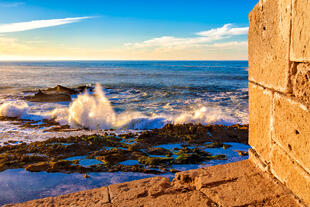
0, 123, 248, 174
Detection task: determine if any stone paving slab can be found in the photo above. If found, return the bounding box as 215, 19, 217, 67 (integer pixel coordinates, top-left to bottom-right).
4, 160, 305, 207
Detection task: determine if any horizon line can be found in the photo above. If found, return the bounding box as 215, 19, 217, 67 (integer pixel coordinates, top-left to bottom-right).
0, 59, 249, 62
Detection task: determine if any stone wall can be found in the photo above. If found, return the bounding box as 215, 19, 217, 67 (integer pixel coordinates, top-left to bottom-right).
248, 0, 310, 205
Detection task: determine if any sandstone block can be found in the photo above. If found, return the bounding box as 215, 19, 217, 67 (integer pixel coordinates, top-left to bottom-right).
291, 0, 310, 62
273, 93, 310, 171
270, 143, 310, 205
249, 83, 272, 162
248, 0, 291, 92
291, 63, 310, 106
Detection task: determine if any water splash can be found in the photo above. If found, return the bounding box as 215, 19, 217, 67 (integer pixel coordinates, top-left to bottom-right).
0, 84, 243, 130
174, 106, 237, 125
67, 84, 116, 130
0, 101, 28, 118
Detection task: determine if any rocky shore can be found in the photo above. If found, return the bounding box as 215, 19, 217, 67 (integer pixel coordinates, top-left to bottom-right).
0, 123, 248, 175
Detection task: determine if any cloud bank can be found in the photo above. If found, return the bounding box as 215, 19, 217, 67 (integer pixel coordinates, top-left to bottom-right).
0, 17, 92, 33
125, 24, 248, 48
0, 23, 248, 60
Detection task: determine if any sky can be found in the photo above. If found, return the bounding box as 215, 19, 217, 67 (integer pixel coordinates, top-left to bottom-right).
0, 0, 257, 60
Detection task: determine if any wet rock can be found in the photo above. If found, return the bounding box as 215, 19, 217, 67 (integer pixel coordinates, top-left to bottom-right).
234, 150, 248, 156
146, 147, 171, 156
137, 123, 248, 145
25, 90, 71, 102
44, 85, 76, 95
138, 156, 173, 166
174, 148, 212, 164
0, 124, 248, 174
25, 162, 49, 172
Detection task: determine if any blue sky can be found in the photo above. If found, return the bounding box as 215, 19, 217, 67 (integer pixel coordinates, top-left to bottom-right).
0, 0, 257, 60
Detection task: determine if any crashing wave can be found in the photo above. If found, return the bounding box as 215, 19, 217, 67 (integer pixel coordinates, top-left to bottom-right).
0, 84, 242, 130
0, 101, 28, 118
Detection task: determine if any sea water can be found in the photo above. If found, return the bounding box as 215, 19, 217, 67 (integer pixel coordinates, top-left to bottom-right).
0, 61, 248, 143
0, 61, 249, 204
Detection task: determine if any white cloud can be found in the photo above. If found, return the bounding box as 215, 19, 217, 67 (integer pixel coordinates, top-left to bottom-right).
125, 24, 248, 49
196, 24, 248, 37
0, 17, 92, 33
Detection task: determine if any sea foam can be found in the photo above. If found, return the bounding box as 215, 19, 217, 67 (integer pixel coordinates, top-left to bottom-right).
174, 106, 236, 126
64, 84, 167, 130
0, 101, 28, 118
56, 84, 237, 130
0, 84, 241, 130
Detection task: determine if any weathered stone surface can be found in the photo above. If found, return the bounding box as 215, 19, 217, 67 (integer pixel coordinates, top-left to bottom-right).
175, 160, 299, 207
249, 83, 272, 162
291, 63, 310, 106
273, 93, 310, 171
246, 194, 305, 207
248, 0, 291, 92
108, 177, 171, 203
173, 159, 257, 190
270, 143, 310, 206
4, 160, 303, 207
110, 190, 213, 207
291, 0, 310, 62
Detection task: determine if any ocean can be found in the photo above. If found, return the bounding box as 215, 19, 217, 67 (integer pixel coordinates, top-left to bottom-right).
0, 61, 248, 139
0, 60, 250, 204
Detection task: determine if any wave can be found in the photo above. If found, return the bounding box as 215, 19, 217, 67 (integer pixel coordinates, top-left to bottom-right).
174, 107, 236, 126
0, 101, 28, 118
0, 84, 244, 130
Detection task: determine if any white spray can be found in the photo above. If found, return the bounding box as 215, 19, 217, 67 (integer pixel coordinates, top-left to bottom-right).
0, 101, 28, 118
68, 83, 116, 129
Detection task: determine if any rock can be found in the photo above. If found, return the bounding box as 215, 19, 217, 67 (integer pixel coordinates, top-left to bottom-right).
23, 85, 83, 102
137, 123, 248, 145
138, 156, 173, 166
146, 147, 171, 156
234, 150, 248, 156
25, 90, 71, 102
44, 85, 76, 95
25, 162, 49, 172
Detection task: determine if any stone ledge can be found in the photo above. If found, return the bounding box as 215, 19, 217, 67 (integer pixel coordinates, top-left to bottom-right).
4, 160, 305, 207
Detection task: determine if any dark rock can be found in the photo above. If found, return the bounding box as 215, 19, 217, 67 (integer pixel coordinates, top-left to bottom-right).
25, 91, 71, 102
